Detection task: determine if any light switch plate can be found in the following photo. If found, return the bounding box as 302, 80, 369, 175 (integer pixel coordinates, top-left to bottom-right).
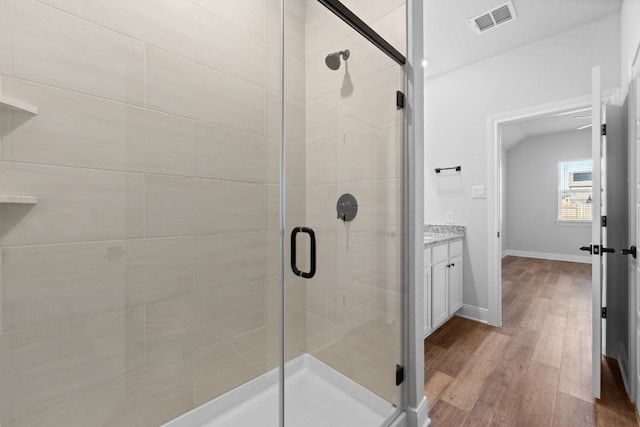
472, 185, 485, 199
445, 212, 454, 224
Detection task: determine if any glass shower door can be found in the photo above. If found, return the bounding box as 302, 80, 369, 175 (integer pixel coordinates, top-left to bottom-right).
284, 0, 405, 424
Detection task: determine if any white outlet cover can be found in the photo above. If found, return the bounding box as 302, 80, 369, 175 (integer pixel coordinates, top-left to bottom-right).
472, 185, 485, 199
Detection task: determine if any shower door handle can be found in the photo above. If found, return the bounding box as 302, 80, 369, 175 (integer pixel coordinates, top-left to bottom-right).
291, 227, 316, 279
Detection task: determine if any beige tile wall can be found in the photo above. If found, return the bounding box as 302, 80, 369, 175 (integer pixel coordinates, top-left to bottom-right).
0, 0, 305, 425
303, 0, 406, 407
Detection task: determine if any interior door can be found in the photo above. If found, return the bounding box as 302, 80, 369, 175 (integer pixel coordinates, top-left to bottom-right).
591, 66, 604, 399
604, 101, 630, 376
633, 72, 640, 408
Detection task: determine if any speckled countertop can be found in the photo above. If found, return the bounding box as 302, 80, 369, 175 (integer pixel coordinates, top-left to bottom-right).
424, 224, 465, 248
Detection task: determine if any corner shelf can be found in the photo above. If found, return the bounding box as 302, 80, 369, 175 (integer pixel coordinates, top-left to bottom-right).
0, 95, 38, 115
0, 195, 39, 204
0, 76, 38, 115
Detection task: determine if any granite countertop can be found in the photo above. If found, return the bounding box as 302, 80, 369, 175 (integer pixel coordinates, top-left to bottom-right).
424, 224, 465, 248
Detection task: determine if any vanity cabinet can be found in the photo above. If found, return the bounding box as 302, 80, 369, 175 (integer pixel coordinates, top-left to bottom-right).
424, 238, 463, 337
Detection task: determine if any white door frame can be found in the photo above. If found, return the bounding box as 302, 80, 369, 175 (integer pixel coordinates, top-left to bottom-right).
486, 91, 618, 327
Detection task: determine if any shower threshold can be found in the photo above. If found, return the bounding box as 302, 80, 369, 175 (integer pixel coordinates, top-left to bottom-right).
163, 354, 396, 427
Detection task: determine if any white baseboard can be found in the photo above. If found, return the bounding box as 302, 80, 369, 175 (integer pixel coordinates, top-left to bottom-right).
501, 250, 508, 259
503, 249, 591, 264
455, 304, 489, 324
401, 397, 429, 427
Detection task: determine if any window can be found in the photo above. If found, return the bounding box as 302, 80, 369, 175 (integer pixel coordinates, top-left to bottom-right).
558, 159, 593, 222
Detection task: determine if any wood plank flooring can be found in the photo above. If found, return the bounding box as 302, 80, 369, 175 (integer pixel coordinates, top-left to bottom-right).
425, 256, 639, 426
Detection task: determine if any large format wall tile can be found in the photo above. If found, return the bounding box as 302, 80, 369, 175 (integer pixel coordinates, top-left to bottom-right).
0, 323, 189, 427
306, 138, 337, 186
124, 237, 194, 306
0, 0, 144, 105
145, 47, 264, 135
337, 126, 398, 183
144, 281, 264, 367
1, 377, 124, 427
193, 329, 270, 405
144, 175, 265, 237
195, 232, 269, 292
265, 184, 306, 231
266, 93, 305, 143
265, 275, 306, 325
1, 78, 194, 176
266, 139, 306, 187
37, 0, 196, 59
194, 122, 267, 183
2, 236, 194, 331
143, 175, 194, 237
2, 242, 126, 331
0, 163, 144, 247
306, 96, 338, 143
103, 360, 194, 427
306, 185, 338, 231
0, 308, 143, 419
192, 178, 265, 235
194, 10, 275, 91
190, 0, 266, 41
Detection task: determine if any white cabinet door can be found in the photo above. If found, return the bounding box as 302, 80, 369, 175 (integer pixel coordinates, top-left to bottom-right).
448, 255, 463, 313
432, 261, 448, 328
424, 268, 432, 336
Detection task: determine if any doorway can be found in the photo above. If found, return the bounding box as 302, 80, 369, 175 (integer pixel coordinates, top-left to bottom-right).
487, 90, 617, 327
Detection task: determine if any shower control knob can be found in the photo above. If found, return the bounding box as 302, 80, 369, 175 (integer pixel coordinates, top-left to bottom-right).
336, 193, 358, 222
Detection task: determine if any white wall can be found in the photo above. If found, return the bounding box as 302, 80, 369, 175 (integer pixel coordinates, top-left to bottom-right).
424, 14, 620, 310
621, 0, 640, 94
505, 129, 591, 258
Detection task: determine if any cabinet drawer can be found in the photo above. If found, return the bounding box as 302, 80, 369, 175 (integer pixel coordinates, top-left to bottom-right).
432, 243, 448, 264
424, 247, 432, 266
449, 239, 463, 257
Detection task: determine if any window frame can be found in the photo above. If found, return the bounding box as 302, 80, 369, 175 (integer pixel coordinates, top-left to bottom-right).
557, 158, 593, 225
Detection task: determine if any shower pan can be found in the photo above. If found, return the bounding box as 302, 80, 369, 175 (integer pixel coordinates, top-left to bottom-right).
0, 0, 407, 426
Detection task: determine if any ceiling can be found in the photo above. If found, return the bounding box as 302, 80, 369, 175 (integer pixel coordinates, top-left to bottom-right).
502, 107, 592, 150
424, 0, 622, 78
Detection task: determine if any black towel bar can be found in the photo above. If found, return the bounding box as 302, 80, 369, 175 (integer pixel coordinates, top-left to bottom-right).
435, 166, 461, 173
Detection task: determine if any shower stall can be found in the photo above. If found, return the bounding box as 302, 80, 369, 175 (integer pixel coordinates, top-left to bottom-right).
0, 0, 408, 425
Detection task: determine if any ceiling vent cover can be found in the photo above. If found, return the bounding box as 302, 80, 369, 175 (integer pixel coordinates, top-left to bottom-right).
468, 1, 517, 34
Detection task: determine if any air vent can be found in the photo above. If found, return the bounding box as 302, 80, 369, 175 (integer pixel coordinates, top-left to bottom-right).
468, 1, 517, 34
474, 14, 495, 32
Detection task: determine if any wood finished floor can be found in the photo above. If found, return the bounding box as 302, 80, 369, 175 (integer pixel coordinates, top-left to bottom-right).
424, 256, 639, 426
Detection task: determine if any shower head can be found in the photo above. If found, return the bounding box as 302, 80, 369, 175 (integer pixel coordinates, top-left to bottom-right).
325, 50, 350, 70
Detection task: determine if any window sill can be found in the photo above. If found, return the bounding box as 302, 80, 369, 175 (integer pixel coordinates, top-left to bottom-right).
556, 220, 592, 227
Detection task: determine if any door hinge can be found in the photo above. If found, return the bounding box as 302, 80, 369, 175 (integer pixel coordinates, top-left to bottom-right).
601, 124, 607, 135
601, 216, 607, 227
395, 364, 404, 386
497, 231, 500, 238
601, 307, 607, 318
396, 91, 405, 110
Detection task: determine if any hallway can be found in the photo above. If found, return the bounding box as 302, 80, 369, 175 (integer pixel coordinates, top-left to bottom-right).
424, 257, 639, 426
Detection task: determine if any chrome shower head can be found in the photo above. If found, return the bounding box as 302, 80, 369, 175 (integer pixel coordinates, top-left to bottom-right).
325, 50, 350, 70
